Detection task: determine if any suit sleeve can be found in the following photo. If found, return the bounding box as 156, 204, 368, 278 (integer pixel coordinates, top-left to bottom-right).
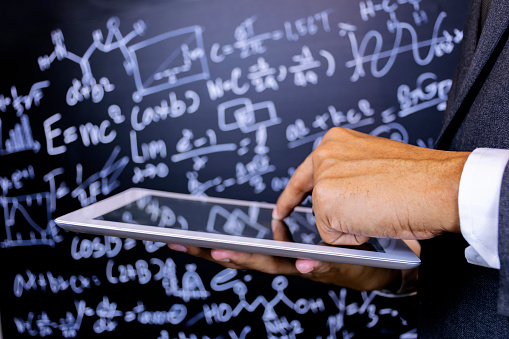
498, 163, 509, 317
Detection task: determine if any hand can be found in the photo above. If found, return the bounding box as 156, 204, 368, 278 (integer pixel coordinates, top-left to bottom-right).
273, 127, 470, 245
168, 219, 403, 291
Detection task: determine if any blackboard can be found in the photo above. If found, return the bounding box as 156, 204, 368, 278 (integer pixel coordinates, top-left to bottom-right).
0, 0, 468, 338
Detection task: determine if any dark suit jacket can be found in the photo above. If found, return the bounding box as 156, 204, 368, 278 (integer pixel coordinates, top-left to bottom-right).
418, 0, 509, 336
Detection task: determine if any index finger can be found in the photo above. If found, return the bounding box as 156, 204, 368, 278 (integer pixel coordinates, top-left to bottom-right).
274, 154, 314, 219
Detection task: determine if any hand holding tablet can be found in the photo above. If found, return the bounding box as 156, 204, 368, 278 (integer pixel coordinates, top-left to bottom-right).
55, 188, 420, 270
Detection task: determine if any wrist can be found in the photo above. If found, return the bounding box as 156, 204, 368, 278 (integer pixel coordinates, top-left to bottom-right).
438, 151, 470, 234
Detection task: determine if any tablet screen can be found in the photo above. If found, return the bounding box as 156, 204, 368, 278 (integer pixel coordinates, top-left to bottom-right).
97, 194, 384, 253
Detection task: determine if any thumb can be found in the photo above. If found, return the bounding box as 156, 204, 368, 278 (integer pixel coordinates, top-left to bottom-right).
295, 258, 323, 274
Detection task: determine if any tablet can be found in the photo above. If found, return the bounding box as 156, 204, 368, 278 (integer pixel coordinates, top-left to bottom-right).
55, 188, 420, 269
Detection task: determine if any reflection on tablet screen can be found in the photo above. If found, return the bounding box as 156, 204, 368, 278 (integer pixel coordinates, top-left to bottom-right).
97, 195, 383, 253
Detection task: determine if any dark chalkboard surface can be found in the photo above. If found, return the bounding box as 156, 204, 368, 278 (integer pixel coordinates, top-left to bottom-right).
0, 0, 468, 338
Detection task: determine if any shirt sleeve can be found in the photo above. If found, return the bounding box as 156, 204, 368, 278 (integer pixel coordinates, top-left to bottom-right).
458, 148, 509, 269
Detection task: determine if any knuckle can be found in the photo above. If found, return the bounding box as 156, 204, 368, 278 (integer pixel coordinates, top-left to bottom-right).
312, 181, 330, 206
322, 127, 345, 142
311, 146, 329, 164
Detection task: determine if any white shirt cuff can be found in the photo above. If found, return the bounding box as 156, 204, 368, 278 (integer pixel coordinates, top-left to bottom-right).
458, 148, 509, 269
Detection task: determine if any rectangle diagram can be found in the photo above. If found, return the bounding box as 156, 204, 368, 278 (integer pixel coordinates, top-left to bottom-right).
217, 98, 281, 133
126, 25, 210, 102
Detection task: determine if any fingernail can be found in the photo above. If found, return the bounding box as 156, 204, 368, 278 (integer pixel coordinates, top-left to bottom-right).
211, 250, 231, 263
296, 260, 321, 274
168, 244, 188, 253
271, 219, 278, 233
296, 261, 314, 273
272, 209, 282, 221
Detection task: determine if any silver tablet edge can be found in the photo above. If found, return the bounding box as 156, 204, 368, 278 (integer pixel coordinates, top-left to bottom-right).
55, 218, 420, 270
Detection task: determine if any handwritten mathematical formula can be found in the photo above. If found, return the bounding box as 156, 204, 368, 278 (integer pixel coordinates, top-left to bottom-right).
13, 263, 414, 338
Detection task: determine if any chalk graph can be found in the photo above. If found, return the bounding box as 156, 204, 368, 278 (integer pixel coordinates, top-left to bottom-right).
0, 192, 60, 248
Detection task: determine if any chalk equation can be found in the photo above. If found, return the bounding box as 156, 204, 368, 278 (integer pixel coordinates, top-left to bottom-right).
12, 265, 416, 338
207, 46, 336, 101
210, 11, 332, 63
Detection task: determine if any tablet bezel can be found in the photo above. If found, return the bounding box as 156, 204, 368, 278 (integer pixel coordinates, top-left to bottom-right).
55, 188, 420, 269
